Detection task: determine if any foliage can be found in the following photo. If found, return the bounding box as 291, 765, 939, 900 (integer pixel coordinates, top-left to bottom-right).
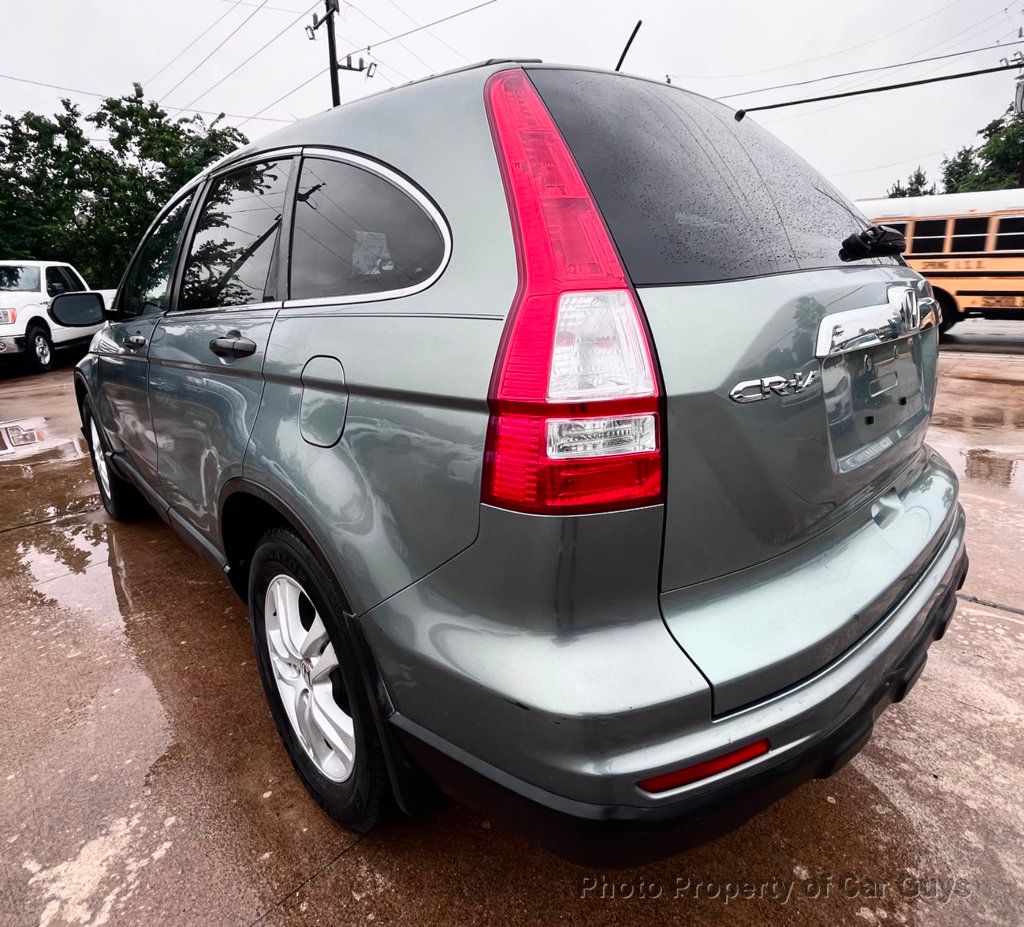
0, 85, 247, 287
940, 107, 1024, 193
887, 165, 936, 198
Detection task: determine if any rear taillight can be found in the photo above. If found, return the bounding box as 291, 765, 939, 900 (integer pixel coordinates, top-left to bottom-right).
482, 69, 662, 515
0, 309, 16, 325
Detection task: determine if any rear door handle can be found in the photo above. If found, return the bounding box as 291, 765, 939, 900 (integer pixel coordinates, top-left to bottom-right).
126, 333, 147, 350
209, 335, 257, 359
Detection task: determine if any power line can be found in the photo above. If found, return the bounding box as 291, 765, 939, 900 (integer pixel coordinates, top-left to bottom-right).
377, 0, 471, 62
735, 61, 1024, 120
175, 0, 318, 111
720, 38, 1024, 99
158, 0, 272, 104
0, 72, 292, 123
827, 144, 963, 179
343, 2, 437, 73
760, 6, 1016, 125
669, 0, 971, 80
238, 0, 498, 127
145, 5, 240, 88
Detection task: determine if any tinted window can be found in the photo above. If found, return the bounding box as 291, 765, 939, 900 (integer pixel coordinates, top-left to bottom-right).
996, 215, 1024, 251
909, 219, 946, 254
179, 159, 291, 311
0, 266, 40, 291
883, 222, 907, 238
290, 157, 446, 301
45, 266, 68, 296
529, 69, 883, 285
119, 193, 194, 318
949, 216, 988, 253
62, 266, 87, 290
56, 267, 85, 292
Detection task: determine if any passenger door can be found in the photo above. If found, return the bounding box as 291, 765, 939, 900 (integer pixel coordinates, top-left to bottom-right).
148, 155, 294, 543
93, 191, 197, 488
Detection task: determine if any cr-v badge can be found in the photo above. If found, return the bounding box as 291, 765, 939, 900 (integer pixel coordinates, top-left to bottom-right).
729, 370, 819, 404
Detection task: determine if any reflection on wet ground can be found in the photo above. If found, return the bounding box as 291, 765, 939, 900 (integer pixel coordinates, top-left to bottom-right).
1, 363, 1022, 927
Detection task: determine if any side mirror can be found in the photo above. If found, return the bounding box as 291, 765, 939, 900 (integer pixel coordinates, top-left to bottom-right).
839, 225, 906, 262
48, 291, 106, 328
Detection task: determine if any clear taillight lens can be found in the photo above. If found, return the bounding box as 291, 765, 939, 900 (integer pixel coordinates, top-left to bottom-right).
548, 291, 655, 401
547, 414, 656, 459
0, 309, 16, 324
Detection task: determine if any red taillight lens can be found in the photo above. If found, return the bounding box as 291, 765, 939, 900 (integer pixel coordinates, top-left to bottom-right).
638, 740, 771, 794
483, 69, 662, 515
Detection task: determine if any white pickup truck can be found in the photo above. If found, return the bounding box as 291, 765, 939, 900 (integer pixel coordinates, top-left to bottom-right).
0, 260, 116, 373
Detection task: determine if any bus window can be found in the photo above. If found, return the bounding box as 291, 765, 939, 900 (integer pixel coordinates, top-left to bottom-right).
950, 216, 989, 253
909, 219, 947, 254
995, 216, 1024, 251
884, 222, 907, 240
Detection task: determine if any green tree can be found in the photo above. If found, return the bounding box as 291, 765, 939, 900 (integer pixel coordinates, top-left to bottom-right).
887, 165, 936, 198
941, 107, 1024, 192
0, 85, 247, 287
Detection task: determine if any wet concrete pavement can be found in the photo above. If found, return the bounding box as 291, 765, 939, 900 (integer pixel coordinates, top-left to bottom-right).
1, 353, 1022, 927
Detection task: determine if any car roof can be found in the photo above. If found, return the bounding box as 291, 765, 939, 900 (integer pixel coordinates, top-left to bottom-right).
0, 260, 71, 267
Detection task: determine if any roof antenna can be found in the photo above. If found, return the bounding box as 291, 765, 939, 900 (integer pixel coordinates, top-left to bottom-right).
615, 20, 642, 72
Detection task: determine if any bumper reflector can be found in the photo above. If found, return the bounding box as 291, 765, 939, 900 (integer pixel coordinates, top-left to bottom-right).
638, 739, 771, 794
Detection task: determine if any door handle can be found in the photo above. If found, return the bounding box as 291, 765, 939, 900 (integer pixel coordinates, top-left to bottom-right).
209, 335, 257, 359
126, 333, 147, 350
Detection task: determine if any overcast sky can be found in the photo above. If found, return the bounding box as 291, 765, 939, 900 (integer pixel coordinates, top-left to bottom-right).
1, 0, 1021, 200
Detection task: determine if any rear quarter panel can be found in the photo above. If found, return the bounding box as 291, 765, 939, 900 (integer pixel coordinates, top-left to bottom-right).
241, 67, 518, 615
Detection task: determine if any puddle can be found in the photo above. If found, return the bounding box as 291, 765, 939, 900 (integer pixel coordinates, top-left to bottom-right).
0, 416, 87, 464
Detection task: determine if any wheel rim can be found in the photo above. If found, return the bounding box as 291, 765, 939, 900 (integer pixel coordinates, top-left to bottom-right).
34, 333, 51, 366
264, 574, 355, 782
89, 418, 112, 501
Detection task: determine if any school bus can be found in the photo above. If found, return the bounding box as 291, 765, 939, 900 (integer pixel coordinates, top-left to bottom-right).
859, 189, 1024, 331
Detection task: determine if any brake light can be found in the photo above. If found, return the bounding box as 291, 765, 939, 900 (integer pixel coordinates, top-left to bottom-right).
482, 69, 662, 515
0, 309, 16, 324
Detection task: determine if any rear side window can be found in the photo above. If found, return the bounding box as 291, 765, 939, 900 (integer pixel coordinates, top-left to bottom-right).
179, 159, 291, 311
996, 216, 1024, 251
949, 216, 988, 253
290, 156, 446, 301
909, 219, 947, 255
527, 69, 883, 286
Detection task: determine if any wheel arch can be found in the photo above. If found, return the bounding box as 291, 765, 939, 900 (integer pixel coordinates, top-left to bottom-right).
219, 477, 435, 815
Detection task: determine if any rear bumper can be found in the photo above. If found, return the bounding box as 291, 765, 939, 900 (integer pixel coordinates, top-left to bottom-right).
0, 336, 25, 355
391, 522, 969, 866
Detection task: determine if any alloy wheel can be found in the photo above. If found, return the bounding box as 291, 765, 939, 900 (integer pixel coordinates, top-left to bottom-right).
264, 574, 356, 782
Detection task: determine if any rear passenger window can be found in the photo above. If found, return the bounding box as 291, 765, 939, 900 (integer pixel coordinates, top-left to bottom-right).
290, 156, 446, 301
996, 215, 1024, 251
949, 216, 988, 253
179, 159, 291, 311
909, 219, 947, 254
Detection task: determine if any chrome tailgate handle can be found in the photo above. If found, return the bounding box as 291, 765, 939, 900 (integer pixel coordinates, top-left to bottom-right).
815, 285, 931, 359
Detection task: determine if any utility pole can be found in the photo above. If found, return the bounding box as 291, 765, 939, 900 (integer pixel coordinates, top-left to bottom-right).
306, 0, 375, 107
307, 0, 341, 107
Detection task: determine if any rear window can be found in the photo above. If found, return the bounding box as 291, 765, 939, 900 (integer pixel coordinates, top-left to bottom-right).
527, 69, 887, 286
0, 266, 40, 291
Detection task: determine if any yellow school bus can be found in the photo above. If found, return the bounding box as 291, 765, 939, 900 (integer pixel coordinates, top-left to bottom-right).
859, 189, 1024, 331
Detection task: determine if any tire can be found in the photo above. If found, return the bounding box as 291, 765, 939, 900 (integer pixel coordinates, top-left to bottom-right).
936, 292, 958, 335
25, 324, 55, 373
249, 527, 386, 832
82, 400, 151, 520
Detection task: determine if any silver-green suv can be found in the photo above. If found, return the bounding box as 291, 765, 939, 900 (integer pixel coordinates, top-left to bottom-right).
53, 61, 968, 864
